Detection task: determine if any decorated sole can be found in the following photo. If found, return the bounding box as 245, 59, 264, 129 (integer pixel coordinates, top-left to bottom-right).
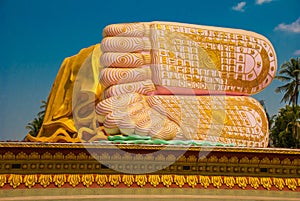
95, 93, 268, 148
99, 21, 277, 98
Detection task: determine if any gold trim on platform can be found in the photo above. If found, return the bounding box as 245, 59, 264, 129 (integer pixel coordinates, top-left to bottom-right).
0, 142, 300, 154
1, 142, 300, 178
0, 174, 299, 191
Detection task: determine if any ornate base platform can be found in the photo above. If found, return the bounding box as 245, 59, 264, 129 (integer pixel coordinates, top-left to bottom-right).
0, 142, 299, 200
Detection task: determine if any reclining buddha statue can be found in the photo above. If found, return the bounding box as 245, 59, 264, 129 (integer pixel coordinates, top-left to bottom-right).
25, 21, 277, 147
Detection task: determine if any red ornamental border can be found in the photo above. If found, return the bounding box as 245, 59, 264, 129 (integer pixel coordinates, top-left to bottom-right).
0, 174, 299, 191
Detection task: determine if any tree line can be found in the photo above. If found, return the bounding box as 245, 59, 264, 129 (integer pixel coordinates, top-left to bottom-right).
269, 57, 300, 148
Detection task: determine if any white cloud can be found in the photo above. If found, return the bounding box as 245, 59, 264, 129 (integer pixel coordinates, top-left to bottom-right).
256, 0, 273, 5
293, 50, 300, 56
275, 17, 300, 33
232, 1, 246, 12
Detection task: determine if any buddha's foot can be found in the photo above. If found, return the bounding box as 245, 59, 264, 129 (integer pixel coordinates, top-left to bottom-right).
100, 21, 277, 97
95, 93, 268, 148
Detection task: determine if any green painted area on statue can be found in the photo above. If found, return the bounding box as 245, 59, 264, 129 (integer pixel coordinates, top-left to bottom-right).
98, 135, 236, 147
107, 134, 152, 141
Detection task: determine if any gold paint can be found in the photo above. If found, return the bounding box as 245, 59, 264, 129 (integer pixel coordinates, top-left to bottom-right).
112, 153, 122, 160
53, 152, 64, 160
224, 176, 235, 188
250, 157, 260, 164
3, 142, 299, 156
136, 175, 147, 187
261, 177, 272, 190
0, 175, 6, 187
292, 158, 300, 166
41, 152, 52, 160
240, 156, 250, 164
122, 175, 134, 187
100, 152, 110, 161
249, 177, 260, 189
95, 174, 108, 187
174, 175, 185, 187
77, 152, 89, 160
148, 175, 160, 187
156, 154, 165, 161
236, 177, 247, 189
29, 152, 40, 160
67, 174, 80, 187
0, 174, 299, 191
39, 175, 52, 187
166, 154, 176, 162
282, 158, 292, 165
82, 174, 94, 187
109, 175, 121, 187
229, 156, 239, 163
187, 155, 197, 163
208, 156, 218, 163
65, 152, 76, 160
16, 152, 28, 160
261, 157, 271, 164
219, 156, 229, 163
24, 174, 37, 188
3, 152, 15, 160
2, 144, 299, 182
25, 44, 103, 143
122, 153, 133, 161
199, 176, 210, 188
161, 175, 173, 187
186, 175, 198, 188
211, 176, 223, 188
8, 174, 22, 188
53, 174, 66, 187
286, 178, 298, 191
273, 178, 285, 190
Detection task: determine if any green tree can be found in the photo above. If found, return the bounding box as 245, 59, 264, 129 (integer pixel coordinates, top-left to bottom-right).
259, 100, 275, 129
275, 57, 300, 105
270, 105, 300, 148
258, 100, 276, 147
25, 100, 47, 137
275, 57, 300, 148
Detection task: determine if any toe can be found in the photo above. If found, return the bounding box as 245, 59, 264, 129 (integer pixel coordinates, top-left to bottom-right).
101, 37, 150, 53
104, 80, 155, 98
100, 52, 149, 67
99, 67, 151, 88
103, 23, 148, 37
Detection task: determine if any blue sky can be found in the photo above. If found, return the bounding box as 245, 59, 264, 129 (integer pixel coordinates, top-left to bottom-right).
0, 0, 299, 140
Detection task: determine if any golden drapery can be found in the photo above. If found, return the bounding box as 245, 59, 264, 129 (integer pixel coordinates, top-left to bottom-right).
25, 44, 105, 142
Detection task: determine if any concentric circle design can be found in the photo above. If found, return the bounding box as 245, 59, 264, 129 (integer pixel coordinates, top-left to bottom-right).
100, 53, 145, 67
103, 23, 147, 37
101, 37, 145, 52
99, 67, 151, 88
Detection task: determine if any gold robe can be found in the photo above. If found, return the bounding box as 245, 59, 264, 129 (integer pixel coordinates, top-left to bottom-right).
25, 44, 105, 142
